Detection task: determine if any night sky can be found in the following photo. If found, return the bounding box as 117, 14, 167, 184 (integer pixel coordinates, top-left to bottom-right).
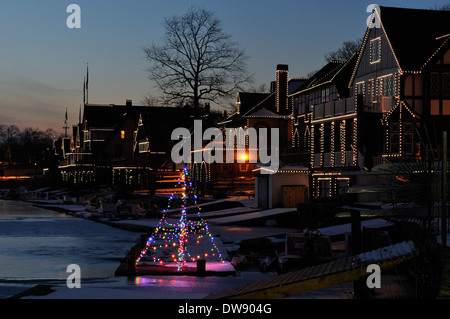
1, 0, 448, 133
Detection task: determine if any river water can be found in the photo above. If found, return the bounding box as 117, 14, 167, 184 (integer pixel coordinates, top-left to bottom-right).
0, 199, 141, 298
0, 199, 284, 300
0, 199, 356, 301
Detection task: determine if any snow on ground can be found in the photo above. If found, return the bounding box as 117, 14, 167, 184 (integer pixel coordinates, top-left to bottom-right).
20, 271, 278, 299
16, 196, 433, 300
207, 208, 296, 225
316, 219, 394, 237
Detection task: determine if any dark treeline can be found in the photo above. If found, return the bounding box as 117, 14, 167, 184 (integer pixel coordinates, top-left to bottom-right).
0, 125, 62, 169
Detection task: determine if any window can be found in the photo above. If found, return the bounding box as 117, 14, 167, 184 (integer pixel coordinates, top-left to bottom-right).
139, 141, 150, 153
431, 73, 440, 96
295, 97, 306, 115
429, 72, 450, 96
403, 123, 414, 155
368, 79, 377, 102
356, 82, 365, 96
443, 73, 450, 96
370, 38, 381, 64
239, 164, 249, 172
403, 133, 414, 154
389, 123, 401, 154
336, 178, 350, 196
318, 179, 332, 198
321, 87, 330, 103
83, 130, 90, 141
443, 100, 450, 115
382, 75, 395, 97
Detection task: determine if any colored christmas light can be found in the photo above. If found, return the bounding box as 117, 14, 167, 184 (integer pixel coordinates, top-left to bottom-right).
135, 167, 224, 271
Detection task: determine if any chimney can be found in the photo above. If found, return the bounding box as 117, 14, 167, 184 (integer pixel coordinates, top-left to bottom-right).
276, 64, 288, 114
126, 99, 132, 106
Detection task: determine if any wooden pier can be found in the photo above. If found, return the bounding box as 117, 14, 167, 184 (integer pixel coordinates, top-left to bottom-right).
206, 241, 418, 299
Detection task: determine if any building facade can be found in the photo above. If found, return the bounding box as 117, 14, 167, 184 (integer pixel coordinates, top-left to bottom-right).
293, 6, 450, 201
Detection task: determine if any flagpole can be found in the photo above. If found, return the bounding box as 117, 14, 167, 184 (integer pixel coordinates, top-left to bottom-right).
63, 107, 69, 137
86, 64, 89, 104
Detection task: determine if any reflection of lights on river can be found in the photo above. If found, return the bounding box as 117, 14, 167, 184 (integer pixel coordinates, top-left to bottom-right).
134, 276, 202, 288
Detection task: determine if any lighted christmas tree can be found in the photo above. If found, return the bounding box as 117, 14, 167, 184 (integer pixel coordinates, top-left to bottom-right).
135, 167, 224, 272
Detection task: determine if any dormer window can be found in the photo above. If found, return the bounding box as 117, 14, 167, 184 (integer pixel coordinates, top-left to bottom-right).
370, 37, 381, 64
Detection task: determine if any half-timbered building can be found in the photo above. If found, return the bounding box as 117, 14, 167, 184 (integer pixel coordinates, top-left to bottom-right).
301, 6, 450, 200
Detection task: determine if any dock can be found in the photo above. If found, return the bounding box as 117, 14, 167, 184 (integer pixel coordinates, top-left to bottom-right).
207, 208, 296, 225
205, 241, 418, 299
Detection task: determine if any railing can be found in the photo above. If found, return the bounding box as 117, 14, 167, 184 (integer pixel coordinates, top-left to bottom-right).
335, 99, 346, 115
312, 97, 356, 120
334, 151, 343, 167
323, 152, 332, 167
324, 102, 334, 118
360, 95, 395, 113
311, 151, 358, 168
345, 151, 354, 166
314, 104, 324, 119
314, 154, 322, 168
58, 152, 93, 168
346, 97, 355, 113
279, 152, 310, 166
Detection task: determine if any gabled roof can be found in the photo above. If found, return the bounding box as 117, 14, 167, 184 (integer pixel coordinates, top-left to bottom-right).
82, 103, 211, 153
237, 92, 271, 115
83, 104, 129, 129
367, 6, 450, 72
242, 92, 276, 117
304, 61, 345, 89
288, 78, 309, 94
290, 54, 358, 97
244, 106, 283, 118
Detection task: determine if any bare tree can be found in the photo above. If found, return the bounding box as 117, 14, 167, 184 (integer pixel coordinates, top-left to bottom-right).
431, 4, 450, 10
324, 38, 363, 62
248, 83, 267, 93
143, 7, 252, 109
140, 93, 164, 107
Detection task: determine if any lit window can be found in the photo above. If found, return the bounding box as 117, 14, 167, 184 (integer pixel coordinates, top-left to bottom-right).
239, 164, 249, 172
370, 38, 381, 64
121, 130, 125, 139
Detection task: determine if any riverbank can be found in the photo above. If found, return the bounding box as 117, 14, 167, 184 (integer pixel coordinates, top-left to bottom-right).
4, 195, 447, 300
